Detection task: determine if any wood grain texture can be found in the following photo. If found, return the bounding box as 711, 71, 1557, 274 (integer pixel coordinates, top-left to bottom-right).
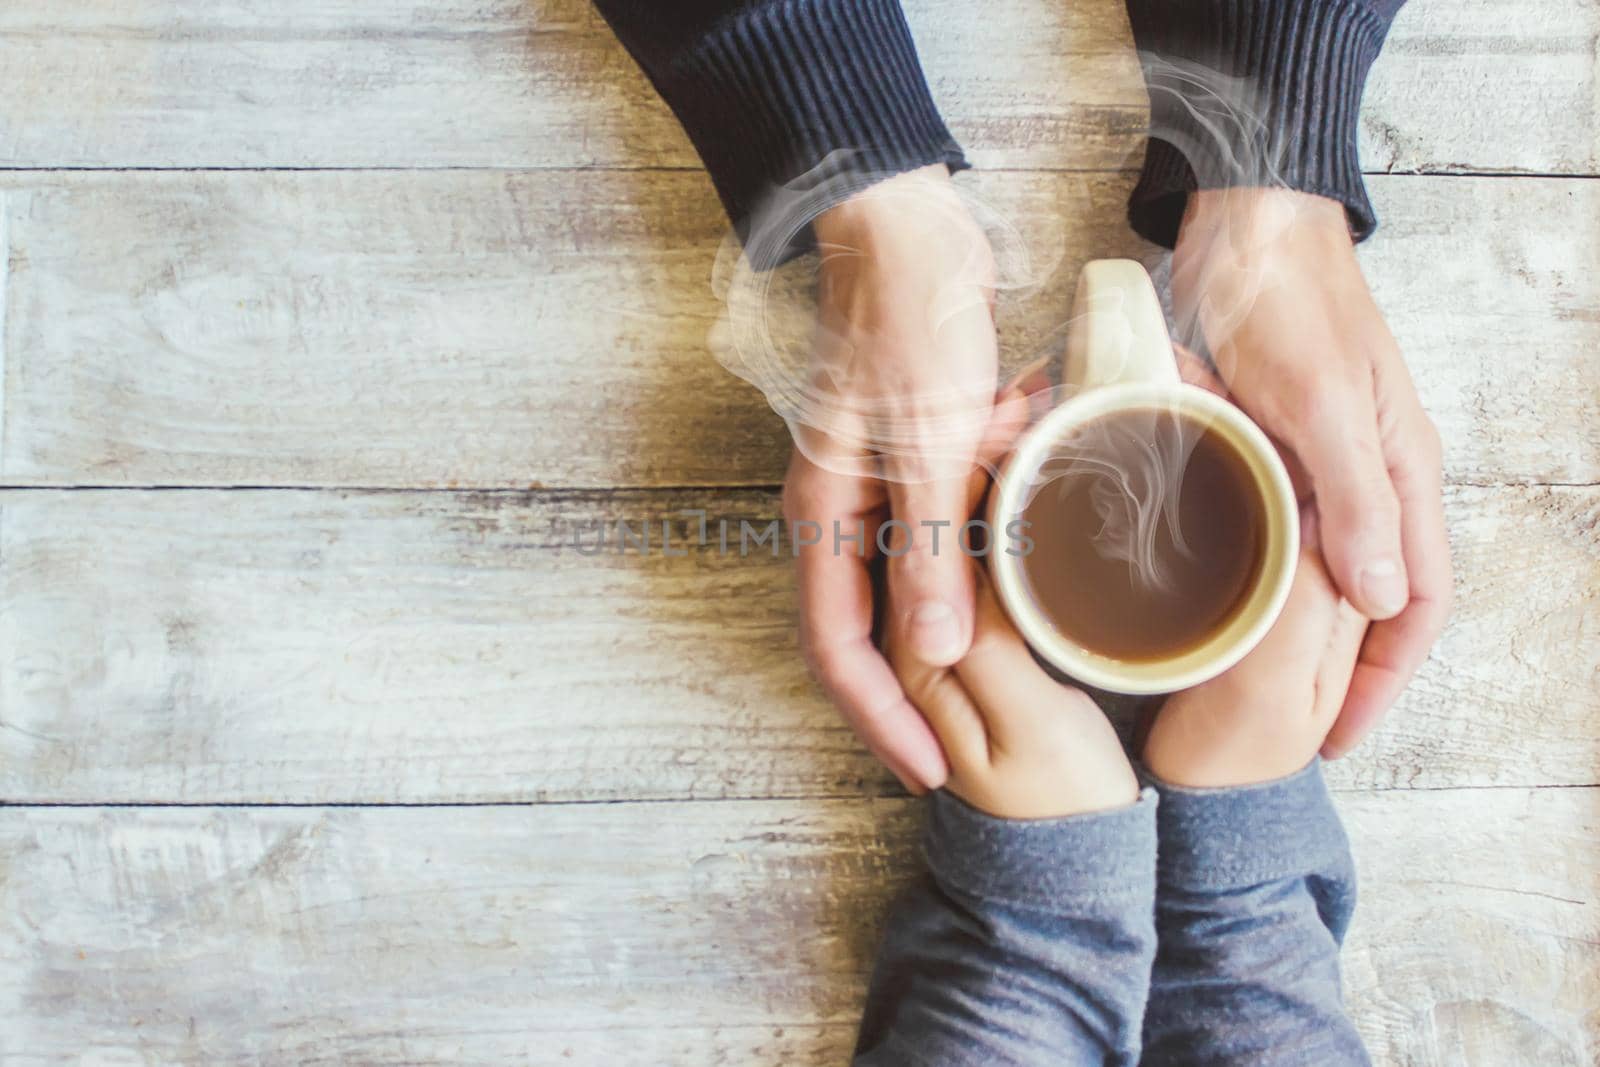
3, 484, 1594, 804
2, 170, 1595, 488
1361, 0, 1600, 177
1341, 787, 1600, 1067
0, 1, 1593, 175
2, 3, 1592, 1063
3, 789, 1595, 1065
0, 168, 792, 489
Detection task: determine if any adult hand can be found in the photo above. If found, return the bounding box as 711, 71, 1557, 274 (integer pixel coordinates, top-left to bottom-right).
782, 165, 1006, 793
1170, 188, 1452, 759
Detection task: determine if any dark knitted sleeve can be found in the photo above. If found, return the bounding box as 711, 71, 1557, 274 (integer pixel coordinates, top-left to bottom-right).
1124, 0, 1408, 248
591, 0, 967, 266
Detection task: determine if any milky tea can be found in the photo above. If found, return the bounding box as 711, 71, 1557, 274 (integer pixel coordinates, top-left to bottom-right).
1016, 406, 1267, 663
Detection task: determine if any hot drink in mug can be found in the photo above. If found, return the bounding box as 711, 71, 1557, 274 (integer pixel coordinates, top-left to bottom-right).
988, 260, 1299, 694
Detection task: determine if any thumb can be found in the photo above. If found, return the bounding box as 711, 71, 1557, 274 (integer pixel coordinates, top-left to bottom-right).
1287, 380, 1409, 620
885, 471, 977, 667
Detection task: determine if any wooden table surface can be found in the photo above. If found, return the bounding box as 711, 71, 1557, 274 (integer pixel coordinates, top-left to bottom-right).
2, 1, 1596, 1063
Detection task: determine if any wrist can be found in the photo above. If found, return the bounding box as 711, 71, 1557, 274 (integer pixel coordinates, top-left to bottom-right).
813, 164, 957, 243
1178, 188, 1353, 259
1141, 694, 1328, 789
952, 709, 1142, 821
955, 766, 1142, 822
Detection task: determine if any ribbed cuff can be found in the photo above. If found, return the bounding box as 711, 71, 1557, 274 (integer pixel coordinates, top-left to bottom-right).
1124, 0, 1401, 248
1147, 760, 1350, 892
923, 788, 1158, 910
660, 0, 968, 268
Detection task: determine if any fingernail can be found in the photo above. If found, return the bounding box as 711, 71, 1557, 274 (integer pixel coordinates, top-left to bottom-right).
1360, 558, 1407, 617
883, 745, 944, 795
910, 601, 965, 664
905, 749, 948, 794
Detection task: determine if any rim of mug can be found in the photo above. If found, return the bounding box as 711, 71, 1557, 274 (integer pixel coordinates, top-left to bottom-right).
988, 380, 1300, 695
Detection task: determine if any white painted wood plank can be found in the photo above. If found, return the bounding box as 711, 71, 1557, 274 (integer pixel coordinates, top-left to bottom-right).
2, 485, 1594, 803
2, 789, 1595, 1064
1341, 788, 1600, 1067
1362, 0, 1600, 177
0, 800, 910, 1065
1, 171, 1594, 488
0, 1, 1591, 175
0, 169, 794, 488
1346, 484, 1600, 792
0, 488, 843, 804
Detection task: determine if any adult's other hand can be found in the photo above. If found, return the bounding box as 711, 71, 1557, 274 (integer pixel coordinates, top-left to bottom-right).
1171, 188, 1452, 759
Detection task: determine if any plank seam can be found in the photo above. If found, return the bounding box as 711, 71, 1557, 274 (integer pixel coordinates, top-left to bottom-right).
0, 482, 786, 493
0, 165, 1595, 180
0, 480, 1592, 493
4, 782, 1596, 808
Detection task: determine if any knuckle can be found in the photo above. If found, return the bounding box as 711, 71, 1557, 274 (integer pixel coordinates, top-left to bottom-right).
1266, 367, 1328, 428
1282, 380, 1361, 452
1327, 476, 1399, 536
891, 532, 953, 581
1367, 488, 1403, 530
1299, 393, 1349, 433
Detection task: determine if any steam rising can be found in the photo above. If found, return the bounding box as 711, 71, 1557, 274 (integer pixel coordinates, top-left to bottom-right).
707, 57, 1298, 592
710, 150, 1061, 481
1138, 55, 1297, 357
1028, 406, 1201, 596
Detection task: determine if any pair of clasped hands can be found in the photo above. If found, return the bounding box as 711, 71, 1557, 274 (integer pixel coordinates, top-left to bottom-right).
784, 166, 1452, 814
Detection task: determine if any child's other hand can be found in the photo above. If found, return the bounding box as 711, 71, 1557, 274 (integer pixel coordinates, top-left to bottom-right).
887, 568, 1140, 819
1142, 542, 1369, 788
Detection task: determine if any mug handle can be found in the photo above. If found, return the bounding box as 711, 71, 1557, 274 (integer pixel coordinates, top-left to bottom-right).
1064, 259, 1180, 391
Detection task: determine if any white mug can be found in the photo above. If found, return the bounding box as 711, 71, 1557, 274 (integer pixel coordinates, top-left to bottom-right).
987, 259, 1299, 694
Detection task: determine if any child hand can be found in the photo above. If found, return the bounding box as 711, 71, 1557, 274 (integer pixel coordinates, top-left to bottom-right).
1142, 540, 1369, 788
887, 567, 1140, 819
